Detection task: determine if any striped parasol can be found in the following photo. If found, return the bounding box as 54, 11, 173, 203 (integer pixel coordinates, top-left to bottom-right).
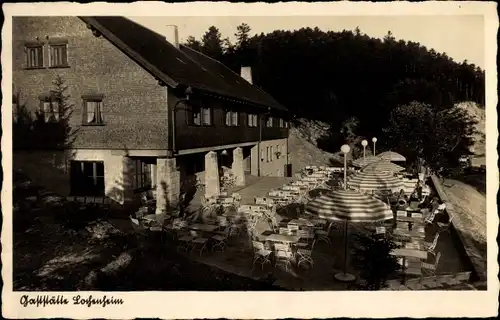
351, 156, 381, 168
378, 151, 406, 162
362, 160, 406, 173
305, 188, 393, 282
305, 189, 394, 222
347, 170, 404, 193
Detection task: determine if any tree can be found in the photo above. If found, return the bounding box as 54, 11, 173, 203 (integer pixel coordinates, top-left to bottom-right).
352, 233, 401, 290
383, 101, 477, 173
184, 24, 485, 146
201, 26, 224, 60
184, 36, 202, 52
235, 23, 251, 48
13, 75, 75, 150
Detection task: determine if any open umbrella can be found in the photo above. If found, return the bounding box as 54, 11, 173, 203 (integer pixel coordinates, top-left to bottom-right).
305, 189, 394, 281
378, 151, 406, 162
347, 170, 404, 194
362, 160, 406, 173
351, 156, 381, 168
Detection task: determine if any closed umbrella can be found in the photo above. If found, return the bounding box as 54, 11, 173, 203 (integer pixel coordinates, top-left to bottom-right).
306, 189, 394, 281
362, 160, 406, 173
347, 170, 404, 194
351, 156, 380, 168
378, 151, 406, 162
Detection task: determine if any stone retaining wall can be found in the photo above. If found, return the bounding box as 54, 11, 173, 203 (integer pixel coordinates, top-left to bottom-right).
429, 175, 487, 282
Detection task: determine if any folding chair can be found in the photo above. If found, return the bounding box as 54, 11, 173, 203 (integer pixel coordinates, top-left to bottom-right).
422, 252, 442, 276
251, 241, 273, 271
423, 232, 440, 256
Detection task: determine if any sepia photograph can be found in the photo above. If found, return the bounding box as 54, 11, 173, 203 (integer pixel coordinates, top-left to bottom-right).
2, 1, 498, 319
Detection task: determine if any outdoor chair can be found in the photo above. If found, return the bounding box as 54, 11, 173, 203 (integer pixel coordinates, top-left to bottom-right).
177, 234, 194, 252
396, 210, 407, 217
189, 231, 209, 256
297, 248, 314, 268
424, 209, 438, 224
229, 222, 244, 238
287, 224, 299, 234
274, 250, 294, 273
423, 232, 440, 256
279, 227, 292, 235
251, 241, 273, 271
296, 230, 315, 248
212, 229, 229, 252
422, 252, 442, 276
140, 192, 156, 208
437, 215, 454, 234
315, 222, 333, 246
375, 226, 386, 235
129, 215, 149, 243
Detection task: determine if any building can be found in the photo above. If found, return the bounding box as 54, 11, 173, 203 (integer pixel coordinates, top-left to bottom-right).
12, 16, 290, 213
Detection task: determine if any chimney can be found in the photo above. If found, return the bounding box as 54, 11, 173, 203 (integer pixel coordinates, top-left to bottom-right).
240, 66, 253, 84
163, 25, 179, 49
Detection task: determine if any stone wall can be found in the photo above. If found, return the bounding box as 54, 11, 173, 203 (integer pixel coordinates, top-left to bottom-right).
430, 175, 486, 282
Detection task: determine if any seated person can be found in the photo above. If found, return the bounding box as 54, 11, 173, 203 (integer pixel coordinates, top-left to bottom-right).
437, 200, 446, 212
409, 191, 419, 202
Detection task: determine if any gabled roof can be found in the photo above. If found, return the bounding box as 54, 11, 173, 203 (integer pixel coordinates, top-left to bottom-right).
79, 16, 287, 112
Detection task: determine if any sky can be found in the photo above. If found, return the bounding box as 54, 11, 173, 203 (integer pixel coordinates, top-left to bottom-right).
129, 15, 485, 68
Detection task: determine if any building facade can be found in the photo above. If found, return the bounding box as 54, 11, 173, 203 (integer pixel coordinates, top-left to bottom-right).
12, 16, 290, 213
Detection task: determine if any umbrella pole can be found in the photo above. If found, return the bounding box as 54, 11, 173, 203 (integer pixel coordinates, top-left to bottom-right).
334, 220, 356, 282
343, 220, 348, 274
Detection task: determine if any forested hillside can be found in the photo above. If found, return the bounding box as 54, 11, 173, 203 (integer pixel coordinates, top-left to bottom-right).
185, 24, 485, 172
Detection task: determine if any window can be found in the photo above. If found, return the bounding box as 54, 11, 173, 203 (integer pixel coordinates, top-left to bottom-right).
270, 146, 273, 162
26, 45, 44, 68
190, 106, 212, 126
247, 114, 258, 127
82, 95, 104, 125
49, 44, 68, 67
285, 121, 289, 128
225, 110, 239, 126
70, 161, 105, 196
279, 118, 284, 128
266, 116, 273, 127
266, 147, 270, 163
39, 94, 60, 122
133, 159, 153, 190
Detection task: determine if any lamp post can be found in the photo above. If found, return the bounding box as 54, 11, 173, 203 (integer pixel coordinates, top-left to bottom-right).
336, 144, 356, 282
372, 137, 378, 156
341, 144, 350, 189
361, 140, 368, 162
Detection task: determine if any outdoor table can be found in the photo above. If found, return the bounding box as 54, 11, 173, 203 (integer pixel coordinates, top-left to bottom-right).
143, 213, 171, 224
405, 207, 422, 213
265, 234, 300, 243
393, 228, 426, 239
189, 224, 220, 233
391, 248, 427, 281
396, 216, 424, 224
288, 219, 315, 228
391, 248, 427, 259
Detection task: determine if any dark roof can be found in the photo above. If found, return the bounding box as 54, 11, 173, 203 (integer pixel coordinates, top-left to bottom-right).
79, 16, 287, 112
